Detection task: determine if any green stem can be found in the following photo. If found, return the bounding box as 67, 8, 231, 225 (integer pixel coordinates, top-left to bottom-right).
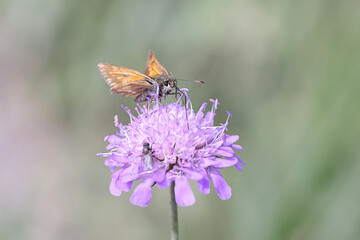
170, 181, 179, 240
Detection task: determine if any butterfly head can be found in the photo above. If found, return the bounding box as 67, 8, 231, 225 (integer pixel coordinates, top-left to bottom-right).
163, 78, 177, 88
157, 75, 177, 96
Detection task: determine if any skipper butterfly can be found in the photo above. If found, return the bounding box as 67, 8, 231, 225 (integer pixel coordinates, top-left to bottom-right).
98, 51, 178, 102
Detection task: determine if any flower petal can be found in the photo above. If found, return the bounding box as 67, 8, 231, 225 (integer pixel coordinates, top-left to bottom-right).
157, 172, 173, 189
224, 135, 239, 145
130, 178, 154, 207
115, 180, 133, 192
218, 146, 236, 156
183, 167, 204, 181
151, 168, 166, 182
208, 167, 232, 200
109, 177, 122, 196
234, 163, 243, 171
215, 149, 234, 157
119, 164, 139, 182
197, 177, 210, 194
234, 154, 246, 165
213, 157, 238, 168
175, 177, 196, 207
232, 144, 243, 151
106, 135, 121, 149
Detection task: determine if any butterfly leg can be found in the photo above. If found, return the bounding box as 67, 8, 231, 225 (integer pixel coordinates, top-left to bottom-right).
164, 95, 168, 109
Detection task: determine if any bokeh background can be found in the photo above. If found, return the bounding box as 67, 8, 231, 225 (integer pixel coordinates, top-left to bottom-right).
1, 0, 359, 239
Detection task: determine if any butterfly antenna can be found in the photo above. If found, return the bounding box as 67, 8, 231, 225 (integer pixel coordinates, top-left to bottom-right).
176, 78, 205, 84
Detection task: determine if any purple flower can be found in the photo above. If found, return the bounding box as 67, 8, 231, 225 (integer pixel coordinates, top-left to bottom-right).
97, 93, 244, 207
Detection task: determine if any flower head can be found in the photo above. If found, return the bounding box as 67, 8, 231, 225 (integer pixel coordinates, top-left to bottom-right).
98, 93, 244, 207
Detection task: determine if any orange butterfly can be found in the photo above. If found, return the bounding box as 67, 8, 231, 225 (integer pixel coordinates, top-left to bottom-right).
98, 50, 178, 103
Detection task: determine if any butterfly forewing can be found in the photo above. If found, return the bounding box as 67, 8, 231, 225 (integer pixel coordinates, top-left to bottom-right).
145, 50, 169, 79
98, 63, 154, 95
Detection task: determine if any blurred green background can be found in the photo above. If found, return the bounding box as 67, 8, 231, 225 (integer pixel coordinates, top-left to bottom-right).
1, 0, 359, 239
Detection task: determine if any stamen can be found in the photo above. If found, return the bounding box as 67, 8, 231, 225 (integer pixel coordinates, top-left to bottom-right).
114, 115, 119, 127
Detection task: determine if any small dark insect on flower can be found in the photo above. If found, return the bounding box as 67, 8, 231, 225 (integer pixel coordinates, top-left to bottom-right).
98, 50, 203, 102
142, 142, 153, 171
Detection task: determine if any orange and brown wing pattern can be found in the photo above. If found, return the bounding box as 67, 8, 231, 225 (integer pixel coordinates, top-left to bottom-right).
145, 50, 169, 79
98, 63, 154, 94
114, 83, 151, 97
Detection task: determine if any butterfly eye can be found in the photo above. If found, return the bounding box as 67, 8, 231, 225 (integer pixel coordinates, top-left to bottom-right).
164, 80, 169, 86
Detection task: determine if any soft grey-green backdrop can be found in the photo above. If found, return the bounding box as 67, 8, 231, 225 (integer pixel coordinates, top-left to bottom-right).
1, 0, 359, 239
